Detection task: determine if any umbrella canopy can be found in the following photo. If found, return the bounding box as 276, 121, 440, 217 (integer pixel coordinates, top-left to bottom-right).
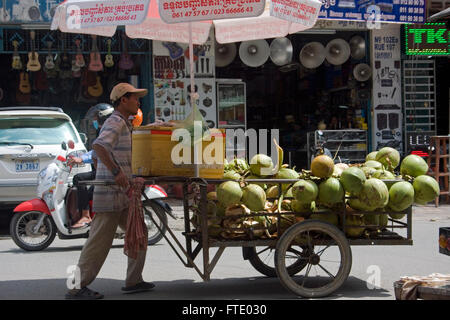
51, 0, 322, 177
51, 0, 322, 44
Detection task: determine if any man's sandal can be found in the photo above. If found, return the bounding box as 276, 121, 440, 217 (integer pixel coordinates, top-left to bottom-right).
121, 281, 155, 294
65, 287, 104, 300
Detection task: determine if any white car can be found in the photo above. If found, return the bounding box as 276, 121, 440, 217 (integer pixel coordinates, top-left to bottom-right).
0, 107, 91, 205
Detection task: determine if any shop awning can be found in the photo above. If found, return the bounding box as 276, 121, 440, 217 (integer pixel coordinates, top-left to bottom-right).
51, 0, 322, 44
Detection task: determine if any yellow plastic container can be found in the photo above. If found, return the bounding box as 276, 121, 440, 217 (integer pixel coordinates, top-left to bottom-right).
132, 126, 225, 178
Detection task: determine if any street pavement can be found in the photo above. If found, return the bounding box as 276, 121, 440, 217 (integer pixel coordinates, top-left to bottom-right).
0, 201, 449, 300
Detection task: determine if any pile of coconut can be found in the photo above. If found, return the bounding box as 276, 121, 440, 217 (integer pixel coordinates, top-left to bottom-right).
192, 147, 439, 240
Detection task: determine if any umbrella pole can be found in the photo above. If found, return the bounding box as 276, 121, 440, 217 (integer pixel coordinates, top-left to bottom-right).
189, 22, 200, 178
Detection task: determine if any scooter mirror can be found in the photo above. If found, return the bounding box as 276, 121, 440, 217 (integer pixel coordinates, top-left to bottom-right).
61, 142, 67, 150
68, 140, 75, 149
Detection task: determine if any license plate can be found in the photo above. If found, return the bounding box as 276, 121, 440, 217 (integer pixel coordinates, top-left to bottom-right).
15, 160, 40, 172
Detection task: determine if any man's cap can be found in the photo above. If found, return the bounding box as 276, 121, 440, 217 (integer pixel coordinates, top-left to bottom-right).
110, 83, 148, 103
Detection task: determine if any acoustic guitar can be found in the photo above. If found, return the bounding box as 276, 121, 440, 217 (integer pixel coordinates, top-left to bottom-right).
104, 39, 114, 68
44, 41, 55, 71
71, 41, 81, 77
75, 39, 85, 68
27, 31, 41, 72
118, 34, 133, 70
12, 40, 23, 70
18, 72, 31, 94
87, 75, 103, 97
89, 35, 103, 72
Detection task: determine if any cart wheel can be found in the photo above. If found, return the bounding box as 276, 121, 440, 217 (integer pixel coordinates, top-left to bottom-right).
275, 220, 352, 298
243, 245, 312, 278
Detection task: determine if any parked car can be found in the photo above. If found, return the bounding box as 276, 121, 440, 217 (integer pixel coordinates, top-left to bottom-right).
0, 107, 90, 205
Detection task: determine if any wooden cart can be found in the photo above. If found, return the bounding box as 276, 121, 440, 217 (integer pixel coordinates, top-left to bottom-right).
89, 176, 413, 298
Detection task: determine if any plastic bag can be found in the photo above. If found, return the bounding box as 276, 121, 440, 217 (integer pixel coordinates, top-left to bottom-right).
174, 103, 210, 147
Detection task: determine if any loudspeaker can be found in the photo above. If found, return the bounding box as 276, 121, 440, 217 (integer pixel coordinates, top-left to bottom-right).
325, 38, 350, 66
353, 63, 372, 81
269, 37, 293, 66
299, 42, 325, 69
239, 40, 270, 67
349, 35, 366, 60
215, 43, 237, 67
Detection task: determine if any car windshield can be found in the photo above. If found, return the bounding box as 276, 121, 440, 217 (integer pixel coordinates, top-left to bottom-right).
0, 117, 79, 145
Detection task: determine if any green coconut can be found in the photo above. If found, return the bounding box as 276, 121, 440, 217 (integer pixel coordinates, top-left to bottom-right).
376, 147, 400, 170
389, 213, 405, 220
291, 200, 315, 213
249, 154, 274, 177
266, 185, 281, 199
413, 175, 440, 204
318, 178, 345, 208
372, 170, 395, 180
292, 179, 318, 204
363, 213, 388, 230
348, 197, 373, 211
231, 158, 250, 172
364, 160, 384, 170
241, 184, 266, 212
388, 181, 414, 212
217, 181, 243, 207
333, 163, 349, 177
366, 151, 378, 162
309, 212, 339, 226
207, 191, 217, 201
400, 154, 429, 178
311, 155, 335, 178
223, 170, 241, 181
245, 174, 267, 190
340, 167, 366, 195
361, 166, 378, 178
359, 178, 389, 210
344, 214, 365, 238
275, 168, 300, 191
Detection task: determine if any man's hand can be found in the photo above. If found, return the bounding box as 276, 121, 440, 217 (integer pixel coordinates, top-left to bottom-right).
68, 156, 83, 166
114, 169, 130, 191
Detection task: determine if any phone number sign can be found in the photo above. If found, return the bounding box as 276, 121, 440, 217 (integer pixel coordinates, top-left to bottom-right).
65, 0, 150, 28
159, 0, 266, 23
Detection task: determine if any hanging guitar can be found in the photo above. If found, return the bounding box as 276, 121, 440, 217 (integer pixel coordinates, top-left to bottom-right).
118, 33, 134, 70
75, 39, 86, 68
27, 31, 41, 72
18, 72, 31, 94
44, 41, 55, 71
71, 40, 81, 78
89, 35, 103, 72
16, 72, 31, 104
104, 39, 114, 68
12, 40, 23, 70
87, 74, 103, 98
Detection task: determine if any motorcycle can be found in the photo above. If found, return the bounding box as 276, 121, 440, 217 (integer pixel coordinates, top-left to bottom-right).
10, 140, 174, 251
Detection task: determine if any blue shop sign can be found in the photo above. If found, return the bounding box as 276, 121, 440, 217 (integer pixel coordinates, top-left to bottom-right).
318, 0, 425, 24
0, 0, 64, 24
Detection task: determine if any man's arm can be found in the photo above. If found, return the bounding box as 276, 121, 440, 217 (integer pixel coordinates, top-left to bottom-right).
92, 143, 129, 190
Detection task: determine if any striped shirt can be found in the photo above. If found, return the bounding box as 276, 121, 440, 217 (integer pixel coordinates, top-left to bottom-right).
92, 110, 132, 213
